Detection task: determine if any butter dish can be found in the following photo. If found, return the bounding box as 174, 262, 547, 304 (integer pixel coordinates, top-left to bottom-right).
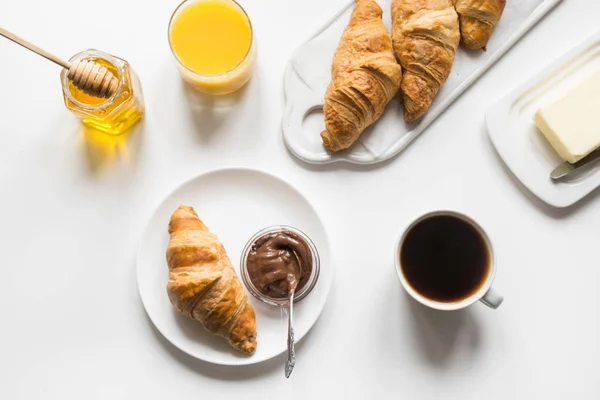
486, 29, 600, 208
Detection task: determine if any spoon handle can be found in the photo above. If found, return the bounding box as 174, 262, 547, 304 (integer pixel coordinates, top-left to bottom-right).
285, 290, 296, 378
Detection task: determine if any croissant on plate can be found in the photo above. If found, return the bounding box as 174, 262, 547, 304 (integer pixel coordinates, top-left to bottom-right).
166, 206, 257, 354
392, 0, 460, 122
320, 0, 402, 152
453, 0, 506, 50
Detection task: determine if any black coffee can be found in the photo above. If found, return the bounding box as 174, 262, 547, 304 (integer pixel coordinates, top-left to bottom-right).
400, 215, 490, 303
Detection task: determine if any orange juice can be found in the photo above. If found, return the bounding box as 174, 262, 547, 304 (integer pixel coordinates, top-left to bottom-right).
168, 0, 255, 94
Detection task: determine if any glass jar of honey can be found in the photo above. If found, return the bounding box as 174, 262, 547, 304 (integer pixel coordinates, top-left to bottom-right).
61, 49, 144, 135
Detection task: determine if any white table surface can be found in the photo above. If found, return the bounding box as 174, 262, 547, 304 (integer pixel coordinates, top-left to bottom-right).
0, 0, 598, 398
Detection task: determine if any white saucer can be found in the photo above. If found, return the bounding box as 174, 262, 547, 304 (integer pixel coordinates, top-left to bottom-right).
137, 168, 332, 366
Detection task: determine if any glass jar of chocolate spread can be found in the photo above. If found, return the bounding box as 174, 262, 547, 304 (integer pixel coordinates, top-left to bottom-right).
240, 226, 320, 306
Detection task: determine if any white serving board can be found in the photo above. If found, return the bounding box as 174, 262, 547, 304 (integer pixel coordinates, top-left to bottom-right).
486, 29, 600, 208
283, 0, 562, 165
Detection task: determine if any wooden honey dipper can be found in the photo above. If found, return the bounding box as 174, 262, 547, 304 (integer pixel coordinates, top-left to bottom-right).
0, 27, 119, 99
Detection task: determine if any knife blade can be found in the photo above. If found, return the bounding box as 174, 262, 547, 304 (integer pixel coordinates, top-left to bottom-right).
551, 149, 600, 180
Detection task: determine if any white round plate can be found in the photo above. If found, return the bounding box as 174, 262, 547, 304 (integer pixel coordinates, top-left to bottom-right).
137, 167, 332, 366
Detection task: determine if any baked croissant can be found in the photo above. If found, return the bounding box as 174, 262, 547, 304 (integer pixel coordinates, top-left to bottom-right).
166, 206, 257, 354
453, 0, 506, 50
320, 0, 401, 152
392, 0, 460, 122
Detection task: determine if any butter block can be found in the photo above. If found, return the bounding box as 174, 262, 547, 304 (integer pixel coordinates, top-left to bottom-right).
534, 70, 600, 164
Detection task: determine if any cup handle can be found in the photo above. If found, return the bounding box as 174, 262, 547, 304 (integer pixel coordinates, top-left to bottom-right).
480, 288, 504, 309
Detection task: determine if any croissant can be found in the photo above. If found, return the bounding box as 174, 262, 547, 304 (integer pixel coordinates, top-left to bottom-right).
320, 0, 401, 152
166, 206, 257, 354
453, 0, 506, 50
392, 0, 460, 122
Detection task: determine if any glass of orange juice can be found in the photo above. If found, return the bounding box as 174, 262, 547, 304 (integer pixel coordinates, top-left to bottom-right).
168, 0, 255, 95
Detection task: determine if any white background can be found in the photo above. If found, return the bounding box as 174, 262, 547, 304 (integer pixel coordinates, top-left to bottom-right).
0, 0, 598, 398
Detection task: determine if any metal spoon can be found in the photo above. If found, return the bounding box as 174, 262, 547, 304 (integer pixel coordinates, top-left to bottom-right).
284, 284, 296, 378
285, 250, 303, 378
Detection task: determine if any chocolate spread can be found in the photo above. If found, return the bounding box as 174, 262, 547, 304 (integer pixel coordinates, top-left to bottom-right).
246, 230, 313, 299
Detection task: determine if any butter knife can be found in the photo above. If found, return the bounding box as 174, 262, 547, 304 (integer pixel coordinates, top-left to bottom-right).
551, 150, 600, 180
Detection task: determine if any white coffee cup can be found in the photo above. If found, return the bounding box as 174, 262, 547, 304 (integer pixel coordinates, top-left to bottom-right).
394, 210, 503, 311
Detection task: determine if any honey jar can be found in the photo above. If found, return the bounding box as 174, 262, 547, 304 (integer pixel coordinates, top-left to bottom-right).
61, 49, 144, 135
